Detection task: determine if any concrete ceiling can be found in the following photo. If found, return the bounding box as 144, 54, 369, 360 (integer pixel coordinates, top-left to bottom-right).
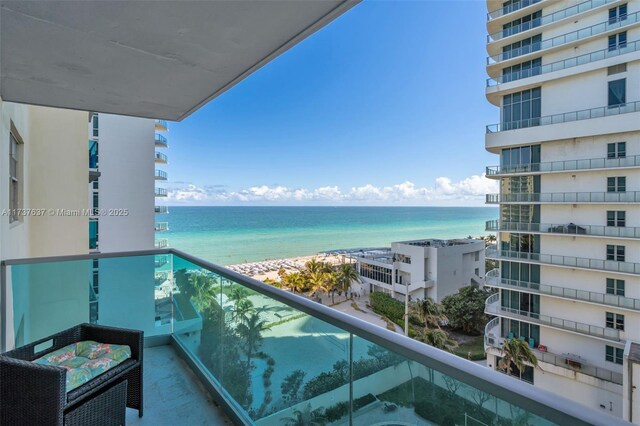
0, 0, 358, 121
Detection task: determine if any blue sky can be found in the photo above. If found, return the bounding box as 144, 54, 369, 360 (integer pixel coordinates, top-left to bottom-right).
163, 0, 499, 206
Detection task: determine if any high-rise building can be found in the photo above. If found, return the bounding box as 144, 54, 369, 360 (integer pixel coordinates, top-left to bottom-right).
154, 119, 169, 249
483, 0, 640, 419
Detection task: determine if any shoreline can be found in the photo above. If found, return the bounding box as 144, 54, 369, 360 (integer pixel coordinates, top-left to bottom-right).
226, 252, 348, 281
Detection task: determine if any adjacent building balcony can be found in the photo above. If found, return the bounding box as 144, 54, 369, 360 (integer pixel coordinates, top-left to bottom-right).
155, 187, 168, 197
0, 249, 617, 426
486, 220, 640, 240
154, 152, 168, 164
155, 170, 168, 180
487, 0, 542, 21
486, 247, 640, 276
155, 222, 169, 232
486, 269, 640, 311
486, 191, 640, 204
155, 119, 168, 131
154, 238, 168, 249
486, 154, 640, 178
485, 293, 622, 342
155, 205, 169, 214
155, 134, 168, 148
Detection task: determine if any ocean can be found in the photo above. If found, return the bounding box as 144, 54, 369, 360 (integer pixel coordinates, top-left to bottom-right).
161, 206, 497, 265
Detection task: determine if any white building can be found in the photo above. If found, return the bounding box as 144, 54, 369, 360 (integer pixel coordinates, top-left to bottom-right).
483, 0, 640, 421
353, 238, 485, 303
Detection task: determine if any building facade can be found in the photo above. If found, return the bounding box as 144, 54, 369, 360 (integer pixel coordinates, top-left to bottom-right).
353, 238, 485, 303
483, 0, 640, 420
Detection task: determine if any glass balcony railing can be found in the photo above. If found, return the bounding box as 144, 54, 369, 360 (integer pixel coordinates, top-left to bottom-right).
155, 119, 169, 131
155, 205, 169, 214
487, 11, 639, 64
486, 269, 640, 310
487, 0, 542, 20
487, 0, 617, 42
155, 187, 168, 197
487, 38, 640, 86
486, 246, 640, 275
487, 100, 640, 133
486, 219, 640, 239
486, 154, 640, 176
155, 222, 169, 232
486, 191, 640, 204
484, 317, 623, 384
155, 152, 168, 163
485, 293, 622, 341
155, 170, 168, 180
155, 134, 168, 147
0, 249, 623, 426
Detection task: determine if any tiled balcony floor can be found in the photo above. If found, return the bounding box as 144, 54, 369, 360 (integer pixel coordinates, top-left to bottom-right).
126, 345, 232, 425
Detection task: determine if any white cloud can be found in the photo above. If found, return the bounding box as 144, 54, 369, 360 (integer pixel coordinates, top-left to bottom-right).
162, 174, 498, 206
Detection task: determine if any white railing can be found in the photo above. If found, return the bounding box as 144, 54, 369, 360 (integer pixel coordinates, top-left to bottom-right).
486, 155, 640, 176
485, 220, 640, 239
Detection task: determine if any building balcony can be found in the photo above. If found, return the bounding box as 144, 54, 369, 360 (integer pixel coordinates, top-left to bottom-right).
487, 10, 640, 65
154, 152, 168, 164
486, 269, 640, 311
155, 119, 168, 132
155, 205, 169, 214
486, 154, 640, 178
155, 134, 168, 148
155, 170, 168, 180
485, 293, 622, 342
484, 318, 623, 385
486, 247, 640, 276
154, 238, 168, 249
487, 0, 618, 43
155, 222, 169, 232
486, 191, 640, 204
0, 249, 620, 425
486, 0, 542, 22
486, 220, 640, 240
154, 187, 168, 197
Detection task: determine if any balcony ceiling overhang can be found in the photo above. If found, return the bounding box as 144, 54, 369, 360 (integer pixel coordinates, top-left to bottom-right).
0, 0, 358, 120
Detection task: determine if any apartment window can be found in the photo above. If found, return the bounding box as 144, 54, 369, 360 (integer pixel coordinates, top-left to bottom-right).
92, 114, 99, 138
501, 262, 541, 285
9, 131, 23, 223
502, 11, 542, 38
93, 180, 99, 190
501, 289, 540, 316
606, 245, 625, 262
502, 88, 542, 130
608, 32, 627, 52
475, 251, 480, 261
608, 79, 626, 107
607, 211, 626, 227
609, 4, 628, 24
608, 142, 626, 159
606, 345, 624, 365
608, 63, 627, 76
607, 176, 626, 192
501, 145, 541, 169
501, 204, 540, 224
89, 220, 99, 250
92, 192, 99, 216
359, 263, 392, 285
606, 312, 625, 331
475, 268, 480, 276
502, 58, 542, 83
606, 278, 625, 296
502, 34, 542, 61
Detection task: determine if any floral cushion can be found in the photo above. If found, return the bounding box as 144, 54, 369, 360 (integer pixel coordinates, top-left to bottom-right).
33, 341, 131, 392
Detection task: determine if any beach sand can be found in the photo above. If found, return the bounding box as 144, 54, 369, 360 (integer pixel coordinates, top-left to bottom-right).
226, 253, 349, 282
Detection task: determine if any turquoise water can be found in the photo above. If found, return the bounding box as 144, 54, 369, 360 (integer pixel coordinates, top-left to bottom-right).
161, 206, 497, 265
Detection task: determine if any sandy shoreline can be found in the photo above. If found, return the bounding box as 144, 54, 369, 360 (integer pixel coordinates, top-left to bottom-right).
226, 253, 348, 282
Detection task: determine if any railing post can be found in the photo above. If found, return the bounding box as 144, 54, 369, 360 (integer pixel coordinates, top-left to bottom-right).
1, 262, 6, 353
349, 333, 354, 426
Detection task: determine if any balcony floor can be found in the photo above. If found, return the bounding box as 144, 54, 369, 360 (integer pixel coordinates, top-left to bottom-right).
126, 345, 232, 426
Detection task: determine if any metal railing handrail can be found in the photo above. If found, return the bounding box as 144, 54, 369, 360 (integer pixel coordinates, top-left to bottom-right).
486, 154, 640, 176
486, 191, 640, 204
487, 0, 542, 20
487, 38, 640, 86
0, 247, 628, 426
487, 0, 617, 42
485, 294, 622, 341
155, 205, 169, 214
486, 219, 640, 239
487, 11, 639, 64
486, 269, 640, 310
155, 170, 168, 179
486, 247, 640, 275
155, 119, 168, 130
487, 100, 640, 133
155, 152, 168, 162
154, 222, 169, 232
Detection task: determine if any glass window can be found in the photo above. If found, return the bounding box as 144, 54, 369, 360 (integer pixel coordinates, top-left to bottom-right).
607, 211, 626, 227
608, 79, 626, 107
606, 278, 625, 296
609, 4, 628, 24
9, 132, 22, 223
608, 142, 626, 159
607, 177, 626, 193
607, 245, 625, 262
606, 345, 624, 364
606, 312, 624, 330
609, 32, 628, 51
502, 89, 542, 130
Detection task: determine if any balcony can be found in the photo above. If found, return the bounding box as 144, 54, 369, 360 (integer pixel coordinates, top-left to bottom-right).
485, 293, 622, 342
487, 0, 617, 42
155, 170, 168, 180
155, 134, 168, 148
486, 191, 640, 204
486, 269, 640, 311
487, 38, 640, 87
484, 318, 623, 385
155, 222, 169, 232
487, 11, 640, 65
155, 119, 168, 132
155, 152, 168, 164
155, 187, 168, 197
487, 100, 640, 133
155, 205, 169, 214
487, 0, 542, 21
486, 247, 640, 276
486, 220, 640, 239
486, 154, 640, 177
155, 238, 168, 248
0, 249, 622, 426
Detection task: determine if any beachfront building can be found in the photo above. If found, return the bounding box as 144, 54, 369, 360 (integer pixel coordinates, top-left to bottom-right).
155, 120, 170, 249
352, 238, 485, 302
484, 0, 640, 420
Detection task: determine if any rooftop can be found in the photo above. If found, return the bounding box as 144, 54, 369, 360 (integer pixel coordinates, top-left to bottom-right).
398, 238, 480, 248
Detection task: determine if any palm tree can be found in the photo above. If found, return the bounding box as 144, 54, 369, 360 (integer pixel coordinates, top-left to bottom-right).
417, 328, 458, 353
308, 271, 335, 300
230, 298, 254, 323
281, 403, 326, 426
335, 263, 360, 299
499, 338, 538, 378
229, 286, 250, 304
285, 272, 306, 294
411, 297, 447, 329
186, 272, 217, 311
236, 311, 271, 367
304, 258, 324, 275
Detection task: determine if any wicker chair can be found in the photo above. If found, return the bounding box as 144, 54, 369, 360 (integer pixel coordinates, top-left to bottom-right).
0, 323, 143, 426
